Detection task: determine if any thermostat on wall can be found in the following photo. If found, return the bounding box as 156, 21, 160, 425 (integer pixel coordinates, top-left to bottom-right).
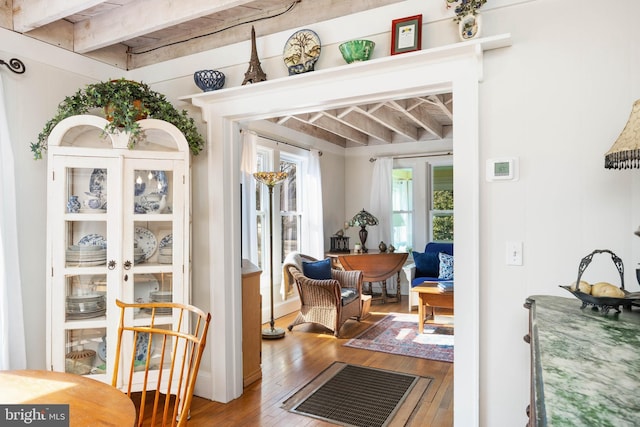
486, 157, 518, 181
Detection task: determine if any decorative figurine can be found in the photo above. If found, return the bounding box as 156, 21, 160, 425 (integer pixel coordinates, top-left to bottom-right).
378, 241, 387, 253
242, 26, 267, 85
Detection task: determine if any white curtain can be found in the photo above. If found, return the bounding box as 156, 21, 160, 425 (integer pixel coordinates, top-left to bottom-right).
0, 74, 26, 370
369, 157, 393, 247
302, 149, 324, 259
240, 131, 258, 264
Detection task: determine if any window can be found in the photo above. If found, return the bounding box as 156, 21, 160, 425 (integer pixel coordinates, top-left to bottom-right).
430, 165, 453, 242
391, 168, 413, 252
255, 148, 303, 305
391, 158, 453, 251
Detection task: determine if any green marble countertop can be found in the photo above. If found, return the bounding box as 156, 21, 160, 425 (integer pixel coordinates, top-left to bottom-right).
527, 295, 640, 427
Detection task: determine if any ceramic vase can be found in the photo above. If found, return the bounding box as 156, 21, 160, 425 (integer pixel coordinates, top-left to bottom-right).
67, 195, 80, 213
458, 12, 481, 41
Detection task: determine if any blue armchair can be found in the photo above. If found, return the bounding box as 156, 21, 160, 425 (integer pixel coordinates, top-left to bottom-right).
403, 242, 454, 310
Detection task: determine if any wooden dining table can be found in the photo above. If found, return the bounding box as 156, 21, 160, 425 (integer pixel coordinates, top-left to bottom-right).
0, 370, 136, 426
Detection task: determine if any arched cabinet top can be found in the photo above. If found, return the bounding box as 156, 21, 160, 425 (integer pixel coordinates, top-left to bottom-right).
47, 115, 190, 155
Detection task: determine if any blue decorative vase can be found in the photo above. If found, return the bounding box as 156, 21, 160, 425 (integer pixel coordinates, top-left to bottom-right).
67, 195, 80, 213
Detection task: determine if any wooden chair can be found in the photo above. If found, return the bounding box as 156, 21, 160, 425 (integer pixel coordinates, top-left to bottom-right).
111, 299, 211, 427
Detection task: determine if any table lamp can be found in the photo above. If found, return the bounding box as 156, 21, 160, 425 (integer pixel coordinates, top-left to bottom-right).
348, 209, 378, 253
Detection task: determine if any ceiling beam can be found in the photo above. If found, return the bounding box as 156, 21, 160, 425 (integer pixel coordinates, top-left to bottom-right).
327, 109, 393, 144
13, 0, 106, 32
73, 0, 254, 53
389, 99, 444, 139
356, 104, 419, 142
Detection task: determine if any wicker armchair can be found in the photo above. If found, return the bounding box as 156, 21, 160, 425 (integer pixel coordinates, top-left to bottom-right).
286, 262, 363, 337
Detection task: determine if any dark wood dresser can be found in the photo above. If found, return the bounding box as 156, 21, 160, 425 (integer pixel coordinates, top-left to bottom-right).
524, 295, 640, 426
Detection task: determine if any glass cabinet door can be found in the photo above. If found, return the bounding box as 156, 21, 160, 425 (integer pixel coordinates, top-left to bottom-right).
122, 159, 185, 311
49, 156, 122, 381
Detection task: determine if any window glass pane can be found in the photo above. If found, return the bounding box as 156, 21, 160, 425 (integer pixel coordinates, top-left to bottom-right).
281, 215, 298, 261
431, 165, 453, 242
279, 160, 296, 211
256, 216, 263, 269
279, 158, 300, 262
392, 168, 413, 251
432, 213, 454, 241
433, 165, 453, 210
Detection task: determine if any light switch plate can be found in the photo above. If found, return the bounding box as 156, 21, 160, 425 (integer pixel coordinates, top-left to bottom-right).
506, 241, 523, 266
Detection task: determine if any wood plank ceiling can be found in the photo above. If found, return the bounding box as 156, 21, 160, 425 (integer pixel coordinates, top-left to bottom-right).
3, 0, 453, 148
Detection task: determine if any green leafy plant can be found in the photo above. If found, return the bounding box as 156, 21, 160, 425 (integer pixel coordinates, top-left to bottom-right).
31, 78, 205, 159
446, 0, 487, 22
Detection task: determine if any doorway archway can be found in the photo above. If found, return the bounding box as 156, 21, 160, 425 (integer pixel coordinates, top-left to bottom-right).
186, 35, 510, 426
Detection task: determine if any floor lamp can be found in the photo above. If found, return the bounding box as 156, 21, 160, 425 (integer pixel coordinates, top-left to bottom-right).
253, 171, 288, 339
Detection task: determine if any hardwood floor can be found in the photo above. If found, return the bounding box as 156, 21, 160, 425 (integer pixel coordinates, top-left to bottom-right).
185, 296, 453, 426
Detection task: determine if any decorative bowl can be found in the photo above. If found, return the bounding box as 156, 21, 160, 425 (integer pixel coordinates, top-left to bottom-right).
338, 40, 375, 64
193, 70, 225, 92
65, 349, 96, 375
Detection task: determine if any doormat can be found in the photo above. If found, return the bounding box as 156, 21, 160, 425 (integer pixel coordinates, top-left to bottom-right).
282, 362, 432, 427
344, 312, 454, 363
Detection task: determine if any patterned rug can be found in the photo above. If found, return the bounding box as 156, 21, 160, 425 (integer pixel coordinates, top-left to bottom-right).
344, 312, 454, 363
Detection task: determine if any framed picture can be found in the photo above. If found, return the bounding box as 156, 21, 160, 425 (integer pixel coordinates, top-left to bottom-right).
391, 14, 422, 55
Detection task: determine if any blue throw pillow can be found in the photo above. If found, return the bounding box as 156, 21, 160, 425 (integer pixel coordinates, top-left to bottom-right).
412, 251, 439, 277
303, 258, 332, 280
438, 252, 454, 280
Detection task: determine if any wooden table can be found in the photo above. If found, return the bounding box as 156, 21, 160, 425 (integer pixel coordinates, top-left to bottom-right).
0, 370, 136, 426
328, 251, 408, 303
411, 282, 454, 333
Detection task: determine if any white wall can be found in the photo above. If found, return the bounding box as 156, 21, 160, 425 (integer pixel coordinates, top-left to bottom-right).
3, 0, 640, 425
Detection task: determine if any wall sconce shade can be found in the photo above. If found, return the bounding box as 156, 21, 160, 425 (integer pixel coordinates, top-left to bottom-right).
605, 99, 640, 169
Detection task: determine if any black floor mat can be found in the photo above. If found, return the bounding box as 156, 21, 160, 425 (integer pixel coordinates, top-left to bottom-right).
287, 363, 420, 427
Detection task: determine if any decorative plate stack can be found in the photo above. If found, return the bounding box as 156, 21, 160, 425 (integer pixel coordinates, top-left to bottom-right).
158, 234, 172, 264
66, 245, 106, 266
148, 290, 172, 315
66, 293, 106, 319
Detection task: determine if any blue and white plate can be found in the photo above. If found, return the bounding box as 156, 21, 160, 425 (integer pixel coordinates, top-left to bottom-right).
89, 169, 107, 194
134, 227, 157, 259
159, 234, 172, 249
78, 234, 107, 248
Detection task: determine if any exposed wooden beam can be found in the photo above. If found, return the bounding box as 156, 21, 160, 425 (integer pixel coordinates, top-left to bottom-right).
0, 0, 13, 29
13, 0, 105, 32
73, 0, 255, 53
426, 94, 453, 120
277, 119, 347, 147
389, 99, 444, 139
356, 104, 418, 142
326, 109, 393, 144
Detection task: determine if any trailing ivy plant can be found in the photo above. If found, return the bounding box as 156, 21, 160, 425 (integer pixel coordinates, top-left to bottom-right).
31, 78, 205, 159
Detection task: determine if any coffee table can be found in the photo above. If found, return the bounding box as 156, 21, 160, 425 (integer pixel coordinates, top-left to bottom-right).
411, 281, 454, 333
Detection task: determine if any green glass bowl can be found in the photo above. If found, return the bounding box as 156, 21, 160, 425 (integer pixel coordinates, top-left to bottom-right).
338, 40, 375, 64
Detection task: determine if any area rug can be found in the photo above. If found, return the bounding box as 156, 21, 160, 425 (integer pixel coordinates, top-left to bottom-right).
282, 362, 432, 427
344, 312, 454, 363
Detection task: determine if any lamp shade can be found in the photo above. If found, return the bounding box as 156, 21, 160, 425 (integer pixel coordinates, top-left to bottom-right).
349, 209, 379, 228
605, 99, 640, 169
253, 171, 288, 186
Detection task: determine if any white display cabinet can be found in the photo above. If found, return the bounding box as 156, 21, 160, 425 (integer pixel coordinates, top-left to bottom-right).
45, 115, 191, 390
